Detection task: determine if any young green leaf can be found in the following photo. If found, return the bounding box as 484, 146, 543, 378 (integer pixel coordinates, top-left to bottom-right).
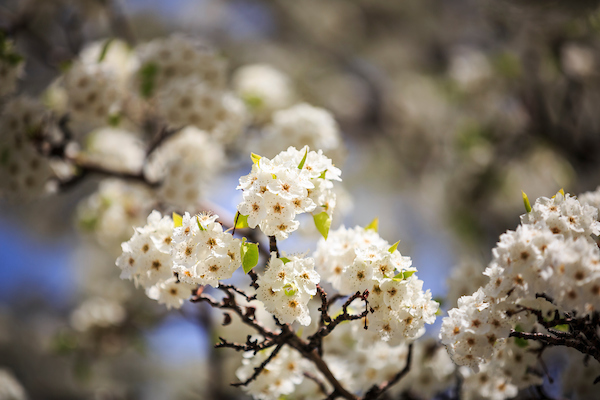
107, 113, 121, 127
392, 272, 403, 281
241, 242, 259, 274
319, 170, 327, 179
251, 153, 262, 165
388, 240, 400, 253
365, 217, 379, 232
235, 212, 249, 229
196, 216, 206, 231
297, 148, 309, 170
313, 212, 332, 239
98, 38, 113, 62
554, 324, 569, 332
139, 62, 158, 98
402, 270, 415, 279
173, 212, 183, 228
283, 283, 297, 297
522, 191, 531, 213
514, 324, 529, 348
280, 257, 291, 264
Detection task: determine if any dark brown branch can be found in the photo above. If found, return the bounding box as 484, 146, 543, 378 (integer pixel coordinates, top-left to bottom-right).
269, 236, 280, 258
317, 285, 332, 325
232, 343, 284, 387
190, 287, 275, 340
308, 290, 369, 350
303, 371, 328, 396
58, 159, 160, 190
216, 335, 276, 354
363, 343, 413, 399
145, 126, 178, 157
509, 330, 600, 364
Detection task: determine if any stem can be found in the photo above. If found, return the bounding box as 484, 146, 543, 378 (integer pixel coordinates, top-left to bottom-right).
269, 236, 280, 258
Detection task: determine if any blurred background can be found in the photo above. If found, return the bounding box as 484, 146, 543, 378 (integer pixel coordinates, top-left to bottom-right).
1, 0, 600, 398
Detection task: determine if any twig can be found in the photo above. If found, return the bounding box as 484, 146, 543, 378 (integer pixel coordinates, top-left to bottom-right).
303, 371, 328, 396
363, 343, 413, 399
308, 291, 369, 350
232, 343, 284, 387
269, 236, 280, 258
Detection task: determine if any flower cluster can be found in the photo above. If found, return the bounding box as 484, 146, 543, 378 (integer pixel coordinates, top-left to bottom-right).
0, 37, 24, 98
144, 126, 225, 208
116, 211, 192, 309
256, 253, 320, 326
314, 224, 438, 343
116, 210, 243, 308
0, 96, 56, 200
258, 103, 343, 159
441, 191, 600, 397
232, 64, 295, 122
237, 145, 341, 240
77, 179, 155, 254
460, 337, 542, 400
171, 212, 241, 288
63, 61, 123, 126
135, 34, 225, 92
236, 346, 309, 400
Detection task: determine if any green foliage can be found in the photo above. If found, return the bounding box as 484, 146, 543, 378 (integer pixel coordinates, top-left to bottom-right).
139, 62, 158, 98
235, 212, 249, 229
313, 212, 332, 239
522, 191, 532, 213
365, 217, 378, 232
98, 38, 114, 62
241, 241, 259, 273
173, 212, 183, 227
297, 148, 308, 170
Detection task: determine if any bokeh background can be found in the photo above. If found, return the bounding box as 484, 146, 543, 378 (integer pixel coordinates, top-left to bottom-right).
2, 0, 600, 398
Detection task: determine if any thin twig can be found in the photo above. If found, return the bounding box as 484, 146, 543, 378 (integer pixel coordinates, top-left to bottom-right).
363, 343, 413, 399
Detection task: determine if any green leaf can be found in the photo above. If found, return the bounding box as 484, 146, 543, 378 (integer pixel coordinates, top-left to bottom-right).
522, 191, 531, 213
392, 272, 403, 281
554, 324, 569, 332
59, 60, 73, 73
513, 324, 529, 348
251, 153, 262, 165
107, 113, 121, 127
139, 62, 158, 98
551, 188, 565, 199
280, 257, 291, 264
4, 52, 23, 66
79, 216, 98, 231
298, 148, 309, 170
514, 337, 529, 348
196, 216, 206, 231
319, 170, 327, 179
235, 212, 249, 229
365, 218, 379, 232
283, 283, 297, 297
313, 212, 332, 239
241, 242, 259, 273
402, 270, 415, 279
388, 240, 400, 253
98, 38, 113, 62
243, 94, 264, 110
173, 212, 183, 228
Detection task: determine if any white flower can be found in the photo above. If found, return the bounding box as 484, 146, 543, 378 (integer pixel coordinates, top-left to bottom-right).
237, 146, 340, 240
256, 253, 319, 326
